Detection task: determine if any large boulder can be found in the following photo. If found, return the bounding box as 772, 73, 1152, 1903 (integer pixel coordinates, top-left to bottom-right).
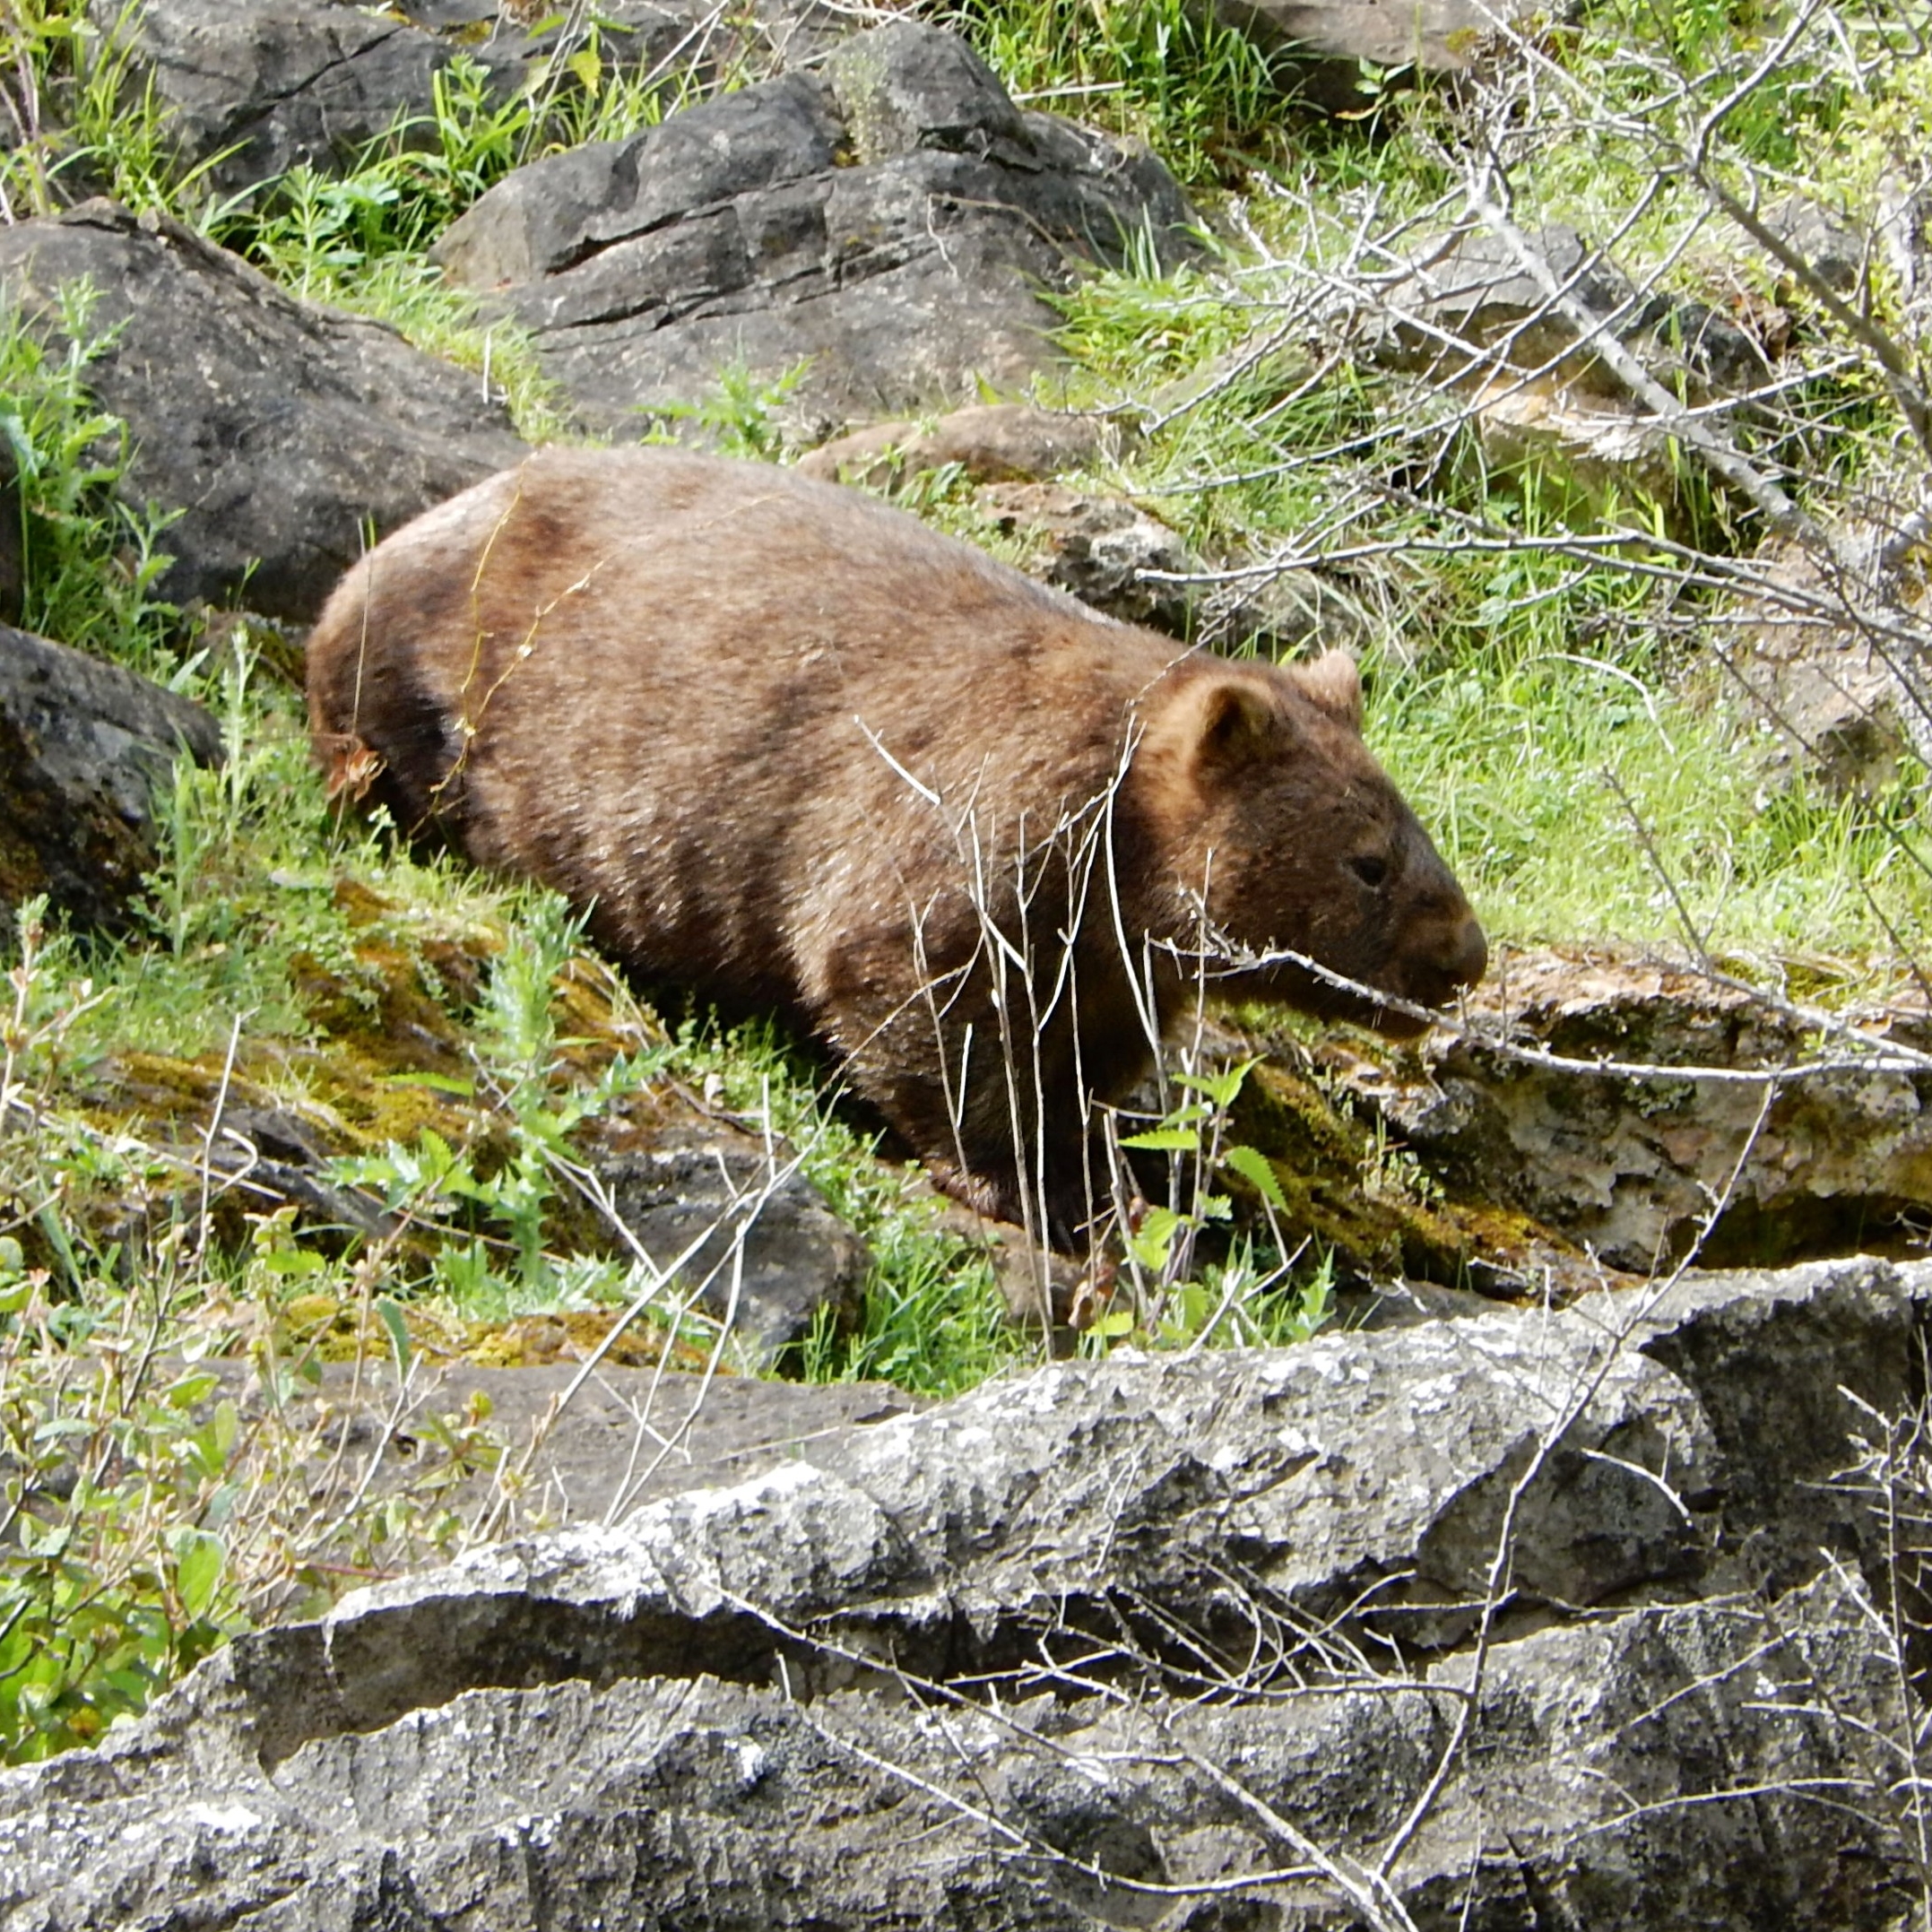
0, 200, 527, 621
89, 0, 839, 195
0, 622, 221, 939
1714, 520, 1932, 794
795, 402, 1112, 488
1370, 222, 1770, 524
432, 22, 1201, 433
1333, 944, 1932, 1274
3, 1258, 1927, 1926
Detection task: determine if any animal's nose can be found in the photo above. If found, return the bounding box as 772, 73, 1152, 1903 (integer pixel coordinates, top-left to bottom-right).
1448, 914, 1487, 991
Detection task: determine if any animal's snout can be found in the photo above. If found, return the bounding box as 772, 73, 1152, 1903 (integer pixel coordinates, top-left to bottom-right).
1446, 912, 1487, 992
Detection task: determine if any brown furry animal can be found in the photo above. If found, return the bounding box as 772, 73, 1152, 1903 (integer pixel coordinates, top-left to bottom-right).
307, 447, 1485, 1235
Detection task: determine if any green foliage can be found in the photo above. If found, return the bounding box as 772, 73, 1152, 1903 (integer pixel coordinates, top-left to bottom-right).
0, 284, 179, 675
335, 896, 669, 1307
0, 1329, 244, 1763
941, 0, 1291, 185
1091, 1057, 1335, 1353
655, 1017, 1027, 1394
645, 358, 816, 460
0, 0, 239, 224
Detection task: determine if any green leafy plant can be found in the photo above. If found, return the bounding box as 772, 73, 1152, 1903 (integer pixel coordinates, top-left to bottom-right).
0, 283, 180, 675
0, 0, 239, 225
644, 358, 816, 461
1089, 1056, 1333, 1351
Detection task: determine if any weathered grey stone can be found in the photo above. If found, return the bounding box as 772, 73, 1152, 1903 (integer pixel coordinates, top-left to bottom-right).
1, 1575, 1907, 1931
4, 1262, 1928, 1928
976, 480, 1195, 630
88, 0, 835, 194
433, 22, 1200, 433
0, 622, 221, 938
795, 403, 1112, 488
188, 1355, 918, 1530
1390, 223, 1762, 388
1606, 1257, 1919, 1592
1712, 525, 1931, 793
1378, 224, 1770, 515
0, 200, 527, 620
95, 1293, 1750, 1744
1878, 169, 1932, 356
1760, 195, 1869, 295
1194, 559, 1373, 656
587, 1122, 871, 1365
1211, 0, 1496, 76
1355, 945, 1932, 1272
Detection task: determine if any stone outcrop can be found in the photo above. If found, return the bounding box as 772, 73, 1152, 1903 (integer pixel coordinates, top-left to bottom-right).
1712, 521, 1932, 795
88, 0, 838, 195
0, 622, 221, 939
1329, 945, 1932, 1273
433, 22, 1200, 432
1211, 0, 1500, 77
0, 200, 526, 621
4, 1257, 1927, 1927
796, 402, 1112, 488
1371, 222, 1771, 523
584, 1121, 871, 1365
975, 480, 1196, 630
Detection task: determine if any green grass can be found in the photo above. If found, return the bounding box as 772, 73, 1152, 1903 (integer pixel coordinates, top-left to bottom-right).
0, 285, 181, 676
940, 0, 1296, 186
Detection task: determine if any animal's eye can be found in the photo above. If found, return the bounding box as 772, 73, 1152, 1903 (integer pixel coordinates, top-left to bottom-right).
1349, 853, 1390, 889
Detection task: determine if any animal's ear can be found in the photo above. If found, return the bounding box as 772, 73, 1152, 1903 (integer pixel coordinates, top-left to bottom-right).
1295, 649, 1363, 730
1191, 674, 1278, 768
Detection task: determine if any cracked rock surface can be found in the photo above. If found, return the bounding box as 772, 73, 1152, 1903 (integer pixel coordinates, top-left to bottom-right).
4, 1257, 1928, 1928
432, 22, 1200, 432
0, 622, 221, 938
0, 200, 526, 620
88, 0, 838, 193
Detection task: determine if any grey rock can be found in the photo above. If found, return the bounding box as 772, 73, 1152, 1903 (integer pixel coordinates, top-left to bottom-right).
0, 1580, 1903, 1931
975, 480, 1196, 630
0, 621, 221, 938
1612, 1257, 1919, 1593
0, 200, 527, 620
1356, 945, 1932, 1272
1387, 221, 1769, 398
795, 402, 1112, 487
4, 1261, 1928, 1928
1212, 0, 1496, 74
198, 1356, 917, 1531
1878, 169, 1932, 357
588, 1123, 871, 1365
89, 0, 824, 195
434, 22, 1201, 432
1760, 195, 1869, 295
1196, 560, 1373, 656
1712, 525, 1930, 793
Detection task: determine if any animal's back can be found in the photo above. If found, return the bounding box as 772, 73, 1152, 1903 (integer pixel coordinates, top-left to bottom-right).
306, 446, 1180, 1018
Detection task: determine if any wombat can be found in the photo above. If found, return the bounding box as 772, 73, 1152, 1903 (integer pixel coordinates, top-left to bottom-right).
307, 447, 1486, 1237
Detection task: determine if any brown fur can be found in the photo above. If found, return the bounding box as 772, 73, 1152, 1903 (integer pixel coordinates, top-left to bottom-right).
307, 447, 1486, 1235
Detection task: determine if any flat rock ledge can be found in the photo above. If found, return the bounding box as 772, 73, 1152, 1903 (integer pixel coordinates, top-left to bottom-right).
5, 1257, 1931, 1928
